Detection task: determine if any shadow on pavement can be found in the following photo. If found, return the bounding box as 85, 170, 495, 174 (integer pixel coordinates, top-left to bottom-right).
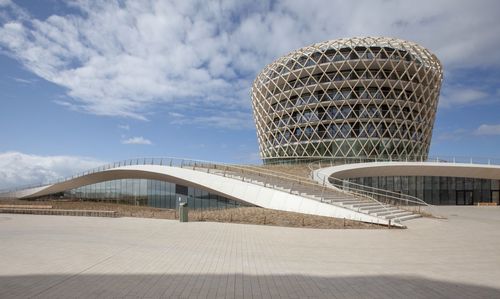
1, 273, 499, 298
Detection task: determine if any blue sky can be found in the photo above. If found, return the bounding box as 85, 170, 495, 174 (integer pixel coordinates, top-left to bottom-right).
0, 0, 499, 188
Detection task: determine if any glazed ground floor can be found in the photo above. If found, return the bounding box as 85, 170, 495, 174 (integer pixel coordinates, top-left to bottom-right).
348, 176, 500, 205
37, 178, 250, 210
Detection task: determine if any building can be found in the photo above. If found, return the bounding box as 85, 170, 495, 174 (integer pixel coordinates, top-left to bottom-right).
1, 37, 499, 226
313, 160, 500, 205
252, 37, 443, 164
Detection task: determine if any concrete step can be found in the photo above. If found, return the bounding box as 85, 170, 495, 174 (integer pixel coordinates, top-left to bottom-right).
324, 198, 359, 203
325, 195, 354, 200
376, 209, 407, 217
220, 172, 422, 223
383, 211, 413, 219
0, 208, 117, 217
340, 200, 368, 205
360, 205, 392, 213
367, 207, 399, 214
355, 203, 383, 209
394, 214, 422, 222
322, 198, 350, 204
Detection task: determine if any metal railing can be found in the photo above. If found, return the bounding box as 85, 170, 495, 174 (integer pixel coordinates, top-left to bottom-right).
3, 154, 498, 194
0, 156, 403, 225
184, 161, 407, 224
308, 160, 430, 214
2, 154, 493, 220
240, 163, 401, 222
264, 155, 500, 166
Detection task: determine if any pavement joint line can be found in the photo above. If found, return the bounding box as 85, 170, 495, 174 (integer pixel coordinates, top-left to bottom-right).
28, 226, 163, 298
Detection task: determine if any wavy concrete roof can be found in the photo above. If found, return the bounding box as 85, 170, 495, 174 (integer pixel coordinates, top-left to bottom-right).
2, 164, 391, 226
314, 162, 500, 181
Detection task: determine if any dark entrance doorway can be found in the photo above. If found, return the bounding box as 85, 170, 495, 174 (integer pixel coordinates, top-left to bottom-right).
456, 190, 474, 205
492, 190, 500, 205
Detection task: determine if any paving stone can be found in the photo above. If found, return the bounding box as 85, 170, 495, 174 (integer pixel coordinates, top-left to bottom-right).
0, 207, 499, 298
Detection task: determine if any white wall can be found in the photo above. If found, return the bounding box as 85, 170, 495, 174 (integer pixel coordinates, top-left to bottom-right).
314, 162, 500, 181
4, 165, 392, 225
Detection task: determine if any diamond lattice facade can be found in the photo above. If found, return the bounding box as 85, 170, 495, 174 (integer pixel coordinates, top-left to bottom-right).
252, 37, 443, 164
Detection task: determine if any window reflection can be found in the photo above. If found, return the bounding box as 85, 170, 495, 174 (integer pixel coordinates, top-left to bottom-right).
64, 179, 248, 210
349, 176, 500, 205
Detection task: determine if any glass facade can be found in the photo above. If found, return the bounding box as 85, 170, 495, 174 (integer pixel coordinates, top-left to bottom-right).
62, 179, 249, 210
347, 176, 500, 205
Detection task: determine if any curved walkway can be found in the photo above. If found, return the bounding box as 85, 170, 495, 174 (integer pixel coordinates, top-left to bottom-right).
314, 161, 500, 180
3, 164, 390, 225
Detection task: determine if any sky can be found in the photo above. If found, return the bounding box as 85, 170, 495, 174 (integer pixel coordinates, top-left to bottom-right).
0, 0, 499, 188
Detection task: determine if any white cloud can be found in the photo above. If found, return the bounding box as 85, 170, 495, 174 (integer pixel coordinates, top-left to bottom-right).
11, 76, 35, 84
474, 124, 500, 135
0, 0, 499, 123
0, 151, 104, 190
439, 87, 489, 108
121, 136, 152, 145
118, 124, 130, 130
434, 128, 469, 142
169, 110, 254, 129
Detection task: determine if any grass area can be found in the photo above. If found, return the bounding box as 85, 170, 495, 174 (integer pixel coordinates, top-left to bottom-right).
254, 164, 313, 179
1, 199, 383, 229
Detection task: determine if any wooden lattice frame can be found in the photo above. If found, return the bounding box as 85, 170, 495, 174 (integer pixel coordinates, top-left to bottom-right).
251, 37, 443, 163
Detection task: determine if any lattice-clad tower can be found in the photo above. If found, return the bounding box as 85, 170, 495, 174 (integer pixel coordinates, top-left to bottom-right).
252, 37, 443, 164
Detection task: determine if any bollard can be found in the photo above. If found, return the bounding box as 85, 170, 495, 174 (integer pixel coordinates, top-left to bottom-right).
179, 203, 188, 222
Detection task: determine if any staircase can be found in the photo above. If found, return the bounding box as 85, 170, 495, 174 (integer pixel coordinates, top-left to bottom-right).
190, 163, 422, 224
1, 156, 425, 225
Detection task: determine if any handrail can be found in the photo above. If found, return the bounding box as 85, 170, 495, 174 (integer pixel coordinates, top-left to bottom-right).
264, 155, 500, 166
328, 176, 429, 206
241, 163, 400, 221
0, 157, 216, 193
2, 154, 500, 193
308, 161, 428, 205
184, 161, 402, 224
308, 160, 430, 212
0, 156, 403, 224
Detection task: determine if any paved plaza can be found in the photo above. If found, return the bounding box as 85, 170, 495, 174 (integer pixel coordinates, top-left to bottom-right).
1, 207, 500, 298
